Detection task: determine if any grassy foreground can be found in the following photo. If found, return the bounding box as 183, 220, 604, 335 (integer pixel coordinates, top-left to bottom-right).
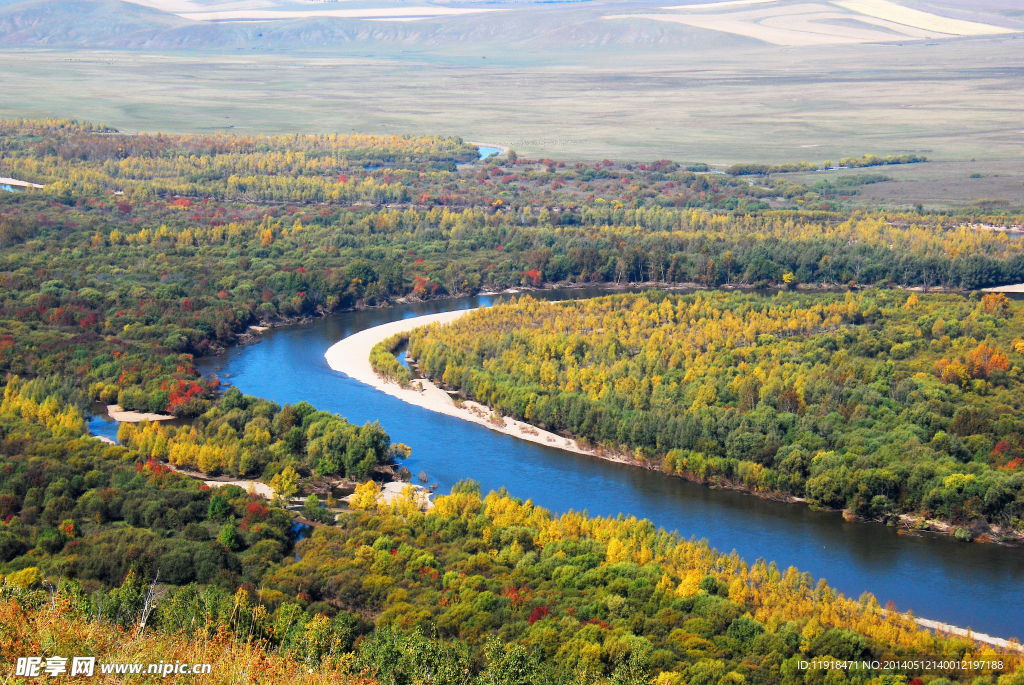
0, 584, 372, 684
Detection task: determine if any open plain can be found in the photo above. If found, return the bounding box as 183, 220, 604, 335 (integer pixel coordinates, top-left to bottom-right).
0, 0, 1022, 198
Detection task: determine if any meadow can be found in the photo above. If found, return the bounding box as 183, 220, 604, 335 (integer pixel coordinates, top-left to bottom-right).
0, 29, 1022, 184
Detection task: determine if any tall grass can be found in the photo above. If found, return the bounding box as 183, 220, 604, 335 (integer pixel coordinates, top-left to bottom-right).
0, 583, 371, 685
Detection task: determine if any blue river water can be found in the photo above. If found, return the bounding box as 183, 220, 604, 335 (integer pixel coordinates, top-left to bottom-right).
477, 146, 503, 160
86, 414, 121, 443
189, 289, 1024, 639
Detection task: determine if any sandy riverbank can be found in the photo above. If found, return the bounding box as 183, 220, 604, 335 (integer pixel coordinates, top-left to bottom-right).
339, 481, 434, 510
982, 283, 1024, 293
165, 464, 276, 499
915, 618, 1022, 651
323, 310, 635, 465
106, 404, 175, 422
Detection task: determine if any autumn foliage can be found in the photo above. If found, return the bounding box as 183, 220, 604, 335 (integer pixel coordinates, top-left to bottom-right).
410, 291, 1024, 529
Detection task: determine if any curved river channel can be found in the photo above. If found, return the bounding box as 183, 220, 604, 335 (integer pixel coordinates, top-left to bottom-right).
196, 288, 1024, 639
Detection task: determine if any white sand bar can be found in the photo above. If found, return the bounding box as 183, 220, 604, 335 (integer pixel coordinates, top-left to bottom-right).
834, 0, 1017, 36
208, 479, 275, 499
324, 310, 617, 462
914, 618, 1023, 652
106, 404, 176, 422
165, 463, 276, 499
0, 177, 44, 189
982, 283, 1024, 293
341, 481, 434, 510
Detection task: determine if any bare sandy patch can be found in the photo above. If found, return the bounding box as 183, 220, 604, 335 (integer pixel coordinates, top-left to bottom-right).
606, 2, 956, 45
165, 463, 277, 498
914, 617, 1024, 652
0, 177, 44, 189
121, 0, 277, 12
208, 478, 275, 498
758, 11, 918, 41
606, 11, 860, 45
833, 0, 1017, 36
824, 13, 945, 39
381, 482, 434, 509
106, 404, 175, 422
982, 283, 1024, 293
615, 0, 1015, 45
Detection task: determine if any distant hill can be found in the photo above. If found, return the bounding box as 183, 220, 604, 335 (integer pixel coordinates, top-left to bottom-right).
0, 0, 195, 46
2, 0, 1016, 51
0, 0, 758, 50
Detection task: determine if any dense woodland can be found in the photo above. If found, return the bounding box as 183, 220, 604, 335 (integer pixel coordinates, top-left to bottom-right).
0, 377, 399, 590
3, 469, 1022, 685
408, 292, 1024, 539
1, 120, 1023, 421
1, 119, 1023, 680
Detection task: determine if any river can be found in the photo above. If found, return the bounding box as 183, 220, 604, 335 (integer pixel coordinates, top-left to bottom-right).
196, 288, 1024, 639
476, 146, 503, 160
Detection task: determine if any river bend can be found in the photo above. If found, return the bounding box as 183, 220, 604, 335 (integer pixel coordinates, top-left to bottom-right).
197, 289, 1024, 639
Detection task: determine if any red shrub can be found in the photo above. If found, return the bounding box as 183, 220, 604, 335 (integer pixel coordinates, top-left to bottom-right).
528, 606, 550, 624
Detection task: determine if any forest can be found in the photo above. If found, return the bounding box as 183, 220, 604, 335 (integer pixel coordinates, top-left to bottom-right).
2, 119, 1023, 422
725, 156, 928, 178
6, 376, 1018, 683
0, 377, 401, 592
1, 118, 1024, 681
3, 475, 1022, 685
407, 292, 1024, 539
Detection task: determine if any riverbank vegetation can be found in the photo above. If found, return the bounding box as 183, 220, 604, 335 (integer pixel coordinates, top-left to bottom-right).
0, 387, 292, 589
8, 379, 1019, 681
0, 377, 402, 596
115, 386, 398, 480
4, 483, 1022, 685
726, 155, 928, 177
1, 120, 1023, 411
2, 121, 1023, 414
408, 292, 1024, 539
371, 333, 414, 387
